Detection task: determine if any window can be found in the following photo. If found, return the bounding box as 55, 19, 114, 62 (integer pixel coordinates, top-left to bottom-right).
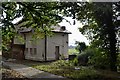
30, 48, 32, 55
29, 48, 37, 55
25, 48, 28, 53
34, 48, 37, 55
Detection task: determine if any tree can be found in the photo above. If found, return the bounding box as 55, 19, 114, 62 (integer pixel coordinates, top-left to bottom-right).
59, 2, 120, 71
1, 2, 119, 71
75, 41, 87, 53
1, 2, 63, 52
78, 2, 120, 71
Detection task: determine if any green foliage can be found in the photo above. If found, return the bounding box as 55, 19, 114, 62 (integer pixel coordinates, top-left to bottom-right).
32, 26, 54, 40
2, 2, 120, 71
32, 60, 99, 79
32, 60, 120, 80
0, 29, 2, 50
60, 2, 119, 71
14, 34, 25, 44
78, 2, 119, 71
73, 57, 79, 66
88, 48, 110, 69
59, 54, 65, 60
77, 48, 94, 65
75, 41, 87, 53
1, 2, 63, 52
52, 60, 73, 67
2, 28, 15, 53
117, 53, 120, 71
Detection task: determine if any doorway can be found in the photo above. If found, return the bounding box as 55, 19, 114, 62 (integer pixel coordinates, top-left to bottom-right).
55, 46, 60, 60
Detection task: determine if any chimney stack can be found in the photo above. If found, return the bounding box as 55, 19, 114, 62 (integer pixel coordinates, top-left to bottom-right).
60, 26, 66, 31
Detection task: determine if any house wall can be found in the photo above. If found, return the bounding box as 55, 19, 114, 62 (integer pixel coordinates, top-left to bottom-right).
24, 33, 45, 61
47, 33, 68, 60
24, 32, 69, 61
13, 33, 25, 60
14, 33, 25, 44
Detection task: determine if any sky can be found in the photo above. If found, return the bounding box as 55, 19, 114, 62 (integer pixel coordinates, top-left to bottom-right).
12, 16, 89, 46
58, 17, 89, 46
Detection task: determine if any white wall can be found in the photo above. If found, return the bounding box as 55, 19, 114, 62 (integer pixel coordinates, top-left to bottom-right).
24, 32, 69, 61
24, 33, 45, 61
47, 33, 69, 60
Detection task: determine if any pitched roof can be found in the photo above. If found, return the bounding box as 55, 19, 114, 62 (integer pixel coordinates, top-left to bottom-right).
14, 22, 71, 34
51, 25, 71, 34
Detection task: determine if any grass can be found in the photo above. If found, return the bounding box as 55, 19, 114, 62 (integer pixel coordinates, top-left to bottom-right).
29, 60, 120, 80
32, 61, 97, 79
68, 48, 79, 55
14, 60, 120, 80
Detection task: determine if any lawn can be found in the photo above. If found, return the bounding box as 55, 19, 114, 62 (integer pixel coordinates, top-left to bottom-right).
29, 60, 120, 80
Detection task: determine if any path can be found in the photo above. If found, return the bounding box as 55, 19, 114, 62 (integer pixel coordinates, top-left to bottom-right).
3, 61, 70, 80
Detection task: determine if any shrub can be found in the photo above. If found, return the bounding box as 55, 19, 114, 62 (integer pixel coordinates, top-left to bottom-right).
117, 53, 120, 71
59, 54, 65, 60
77, 48, 94, 66
88, 48, 110, 69
74, 57, 79, 66
52, 60, 73, 67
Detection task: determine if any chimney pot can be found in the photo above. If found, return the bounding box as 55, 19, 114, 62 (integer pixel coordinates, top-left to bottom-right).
60, 26, 66, 31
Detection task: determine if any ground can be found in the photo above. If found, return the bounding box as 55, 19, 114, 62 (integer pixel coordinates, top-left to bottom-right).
1, 61, 30, 79
2, 68, 28, 79
9, 59, 120, 80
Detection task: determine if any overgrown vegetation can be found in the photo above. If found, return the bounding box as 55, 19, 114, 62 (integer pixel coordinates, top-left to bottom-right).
1, 2, 63, 54
2, 1, 120, 76
73, 47, 120, 71
32, 60, 120, 80
88, 48, 110, 69
61, 2, 120, 71
77, 48, 94, 66
117, 53, 120, 71
32, 60, 99, 79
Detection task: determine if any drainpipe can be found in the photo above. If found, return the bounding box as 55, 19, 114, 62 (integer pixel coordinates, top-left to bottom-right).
42, 23, 47, 61
44, 30, 47, 61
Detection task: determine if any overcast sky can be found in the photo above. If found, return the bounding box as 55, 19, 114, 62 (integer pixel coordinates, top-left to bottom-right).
58, 17, 89, 46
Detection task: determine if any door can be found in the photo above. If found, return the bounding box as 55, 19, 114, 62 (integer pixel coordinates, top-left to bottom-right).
55, 46, 59, 60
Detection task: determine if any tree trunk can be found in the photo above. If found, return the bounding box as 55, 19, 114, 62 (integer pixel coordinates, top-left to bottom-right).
107, 3, 117, 71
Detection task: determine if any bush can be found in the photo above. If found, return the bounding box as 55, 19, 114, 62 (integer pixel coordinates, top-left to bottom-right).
52, 60, 73, 67
73, 57, 79, 66
117, 53, 120, 71
77, 48, 94, 66
52, 59, 79, 67
88, 48, 110, 69
59, 54, 65, 60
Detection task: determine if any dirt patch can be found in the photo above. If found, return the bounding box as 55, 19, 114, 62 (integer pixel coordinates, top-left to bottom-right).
2, 68, 31, 80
